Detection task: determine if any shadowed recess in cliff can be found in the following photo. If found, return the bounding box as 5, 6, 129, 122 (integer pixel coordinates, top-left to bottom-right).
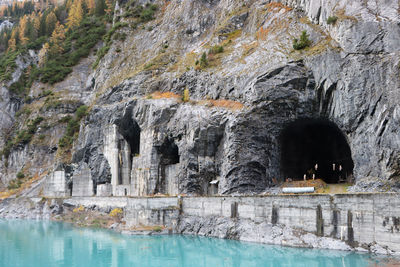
159, 137, 180, 165
279, 118, 354, 183
155, 137, 180, 194
115, 116, 141, 159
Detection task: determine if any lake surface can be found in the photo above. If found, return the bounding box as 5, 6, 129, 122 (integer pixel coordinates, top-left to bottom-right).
0, 219, 395, 267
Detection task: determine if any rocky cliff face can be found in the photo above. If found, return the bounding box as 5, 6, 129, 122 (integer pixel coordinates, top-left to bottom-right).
0, 0, 399, 196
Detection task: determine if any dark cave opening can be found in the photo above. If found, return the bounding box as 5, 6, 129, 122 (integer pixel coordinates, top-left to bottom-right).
159, 138, 180, 165
116, 116, 141, 187
117, 120, 141, 159
279, 118, 354, 184
155, 137, 180, 194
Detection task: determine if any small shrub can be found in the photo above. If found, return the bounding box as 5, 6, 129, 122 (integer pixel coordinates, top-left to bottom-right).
208, 45, 224, 55
7, 179, 22, 190
93, 45, 110, 68
327, 16, 338, 25
40, 90, 53, 97
24, 96, 32, 103
293, 30, 311, 50
113, 32, 127, 41
153, 226, 162, 232
182, 88, 190, 102
75, 105, 88, 120
16, 171, 25, 179
73, 205, 84, 212
140, 4, 157, 22
58, 116, 73, 123
144, 62, 154, 70
199, 52, 208, 68
15, 108, 31, 118
109, 208, 123, 217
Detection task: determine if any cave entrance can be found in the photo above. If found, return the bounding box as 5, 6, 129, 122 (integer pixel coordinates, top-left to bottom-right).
279, 118, 354, 184
116, 119, 141, 187
156, 138, 180, 194
117, 120, 141, 161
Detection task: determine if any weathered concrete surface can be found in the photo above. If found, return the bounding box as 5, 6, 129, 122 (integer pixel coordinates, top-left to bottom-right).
43, 171, 70, 197
1, 193, 400, 255
71, 165, 93, 197
96, 183, 112, 197
178, 194, 400, 254
124, 197, 179, 228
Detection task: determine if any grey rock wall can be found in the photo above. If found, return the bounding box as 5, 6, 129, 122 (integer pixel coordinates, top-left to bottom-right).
0, 0, 399, 195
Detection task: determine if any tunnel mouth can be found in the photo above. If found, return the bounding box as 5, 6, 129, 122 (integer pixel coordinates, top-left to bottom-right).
279, 118, 354, 184
117, 119, 141, 159
159, 138, 180, 165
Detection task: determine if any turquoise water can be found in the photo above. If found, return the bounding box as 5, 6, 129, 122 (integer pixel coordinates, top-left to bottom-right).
0, 219, 392, 267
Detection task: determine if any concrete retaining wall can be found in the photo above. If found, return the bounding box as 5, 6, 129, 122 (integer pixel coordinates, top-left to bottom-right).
64, 193, 400, 253
182, 194, 400, 252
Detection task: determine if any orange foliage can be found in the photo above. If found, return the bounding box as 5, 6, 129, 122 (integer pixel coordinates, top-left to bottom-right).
266, 2, 292, 13
150, 91, 180, 99
161, 0, 170, 13
210, 99, 244, 110
256, 26, 270, 41
257, 2, 292, 41
199, 99, 244, 111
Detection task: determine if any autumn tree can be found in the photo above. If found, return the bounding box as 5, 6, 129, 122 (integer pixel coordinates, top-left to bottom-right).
38, 42, 49, 67
18, 15, 29, 45
49, 22, 65, 55
85, 0, 95, 14
7, 28, 19, 51
105, 0, 113, 15
7, 37, 16, 51
66, 0, 83, 29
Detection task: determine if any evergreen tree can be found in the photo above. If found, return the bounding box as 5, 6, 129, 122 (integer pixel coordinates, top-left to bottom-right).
45, 11, 58, 36
26, 15, 37, 42
94, 0, 105, 16
39, 12, 47, 37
